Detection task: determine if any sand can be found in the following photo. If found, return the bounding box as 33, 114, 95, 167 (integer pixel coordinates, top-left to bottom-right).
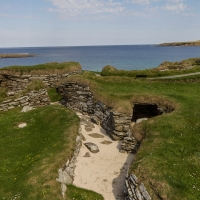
73, 113, 134, 200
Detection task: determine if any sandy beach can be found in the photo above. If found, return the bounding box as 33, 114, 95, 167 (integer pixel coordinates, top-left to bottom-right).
73, 113, 134, 200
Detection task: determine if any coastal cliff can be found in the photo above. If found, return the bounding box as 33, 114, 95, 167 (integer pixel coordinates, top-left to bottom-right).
159, 40, 200, 46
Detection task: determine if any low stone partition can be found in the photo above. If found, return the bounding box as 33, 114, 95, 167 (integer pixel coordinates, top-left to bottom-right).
56, 135, 82, 198
0, 89, 50, 111
124, 174, 151, 200
0, 70, 82, 95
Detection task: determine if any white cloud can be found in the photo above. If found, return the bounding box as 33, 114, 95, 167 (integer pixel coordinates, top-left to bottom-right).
167, 0, 184, 2
162, 3, 187, 12
128, 0, 159, 5
47, 0, 124, 19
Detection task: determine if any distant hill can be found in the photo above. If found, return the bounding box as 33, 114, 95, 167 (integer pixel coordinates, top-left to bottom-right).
159, 40, 200, 46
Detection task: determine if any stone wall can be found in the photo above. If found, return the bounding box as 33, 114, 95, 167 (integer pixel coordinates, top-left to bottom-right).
124, 174, 151, 200
57, 81, 138, 151
56, 81, 176, 199
0, 89, 50, 111
0, 70, 82, 95
56, 134, 82, 198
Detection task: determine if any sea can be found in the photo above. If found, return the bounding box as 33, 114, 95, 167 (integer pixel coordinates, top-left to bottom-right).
0, 45, 200, 71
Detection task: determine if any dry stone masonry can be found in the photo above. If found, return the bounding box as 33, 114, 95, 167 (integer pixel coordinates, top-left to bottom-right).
0, 89, 50, 111
56, 133, 82, 198
124, 174, 151, 200
57, 81, 137, 150
0, 70, 82, 95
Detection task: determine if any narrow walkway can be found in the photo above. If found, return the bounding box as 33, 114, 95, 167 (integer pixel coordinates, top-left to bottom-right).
73, 113, 134, 200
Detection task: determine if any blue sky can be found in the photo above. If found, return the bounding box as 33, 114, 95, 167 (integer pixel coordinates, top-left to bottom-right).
0, 0, 199, 47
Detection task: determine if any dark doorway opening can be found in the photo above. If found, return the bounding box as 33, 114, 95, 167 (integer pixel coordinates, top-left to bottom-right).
132, 103, 163, 122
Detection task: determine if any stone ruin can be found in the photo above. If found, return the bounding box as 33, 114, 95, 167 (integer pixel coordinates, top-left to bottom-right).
0, 72, 175, 200
56, 81, 175, 200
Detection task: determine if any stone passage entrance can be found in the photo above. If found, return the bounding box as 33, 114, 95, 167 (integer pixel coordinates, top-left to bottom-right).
132, 103, 164, 122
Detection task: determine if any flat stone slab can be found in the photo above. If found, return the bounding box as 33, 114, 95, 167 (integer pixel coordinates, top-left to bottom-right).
18, 123, 27, 128
85, 127, 93, 132
101, 140, 113, 145
136, 118, 148, 124
84, 142, 99, 153
83, 152, 91, 157
89, 133, 104, 138
21, 106, 34, 113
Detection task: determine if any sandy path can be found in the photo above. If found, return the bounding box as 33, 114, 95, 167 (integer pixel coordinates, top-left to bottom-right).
73, 113, 134, 200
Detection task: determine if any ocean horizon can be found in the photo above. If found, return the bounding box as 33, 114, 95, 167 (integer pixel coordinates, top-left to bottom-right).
0, 45, 200, 71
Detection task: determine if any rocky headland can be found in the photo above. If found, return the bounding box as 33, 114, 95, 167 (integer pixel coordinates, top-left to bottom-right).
0, 53, 34, 59
159, 40, 200, 46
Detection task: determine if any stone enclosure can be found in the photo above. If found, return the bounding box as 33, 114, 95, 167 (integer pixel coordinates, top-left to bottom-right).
0, 70, 81, 111
0, 70, 82, 96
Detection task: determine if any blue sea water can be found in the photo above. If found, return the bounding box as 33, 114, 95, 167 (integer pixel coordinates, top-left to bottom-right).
0, 45, 200, 71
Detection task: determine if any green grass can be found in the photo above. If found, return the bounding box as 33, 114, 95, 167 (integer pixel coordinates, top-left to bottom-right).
0, 62, 82, 75
67, 72, 200, 199
0, 105, 104, 199
2, 61, 200, 199
47, 88, 62, 102
0, 87, 8, 102
0, 105, 78, 199
66, 185, 104, 200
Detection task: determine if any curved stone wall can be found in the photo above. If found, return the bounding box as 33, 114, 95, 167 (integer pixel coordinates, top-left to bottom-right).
0, 70, 82, 95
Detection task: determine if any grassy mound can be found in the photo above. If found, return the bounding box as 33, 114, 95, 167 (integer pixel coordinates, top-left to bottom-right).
0, 62, 82, 75
101, 58, 200, 78
157, 58, 200, 71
